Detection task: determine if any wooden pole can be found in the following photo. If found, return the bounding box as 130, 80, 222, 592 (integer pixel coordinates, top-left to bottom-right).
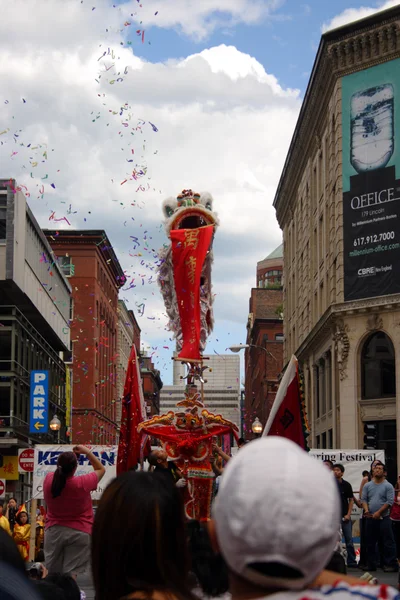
29, 499, 37, 562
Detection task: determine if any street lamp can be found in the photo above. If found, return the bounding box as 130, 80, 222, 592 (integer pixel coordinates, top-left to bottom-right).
229, 343, 275, 357
252, 417, 263, 436
229, 344, 249, 353
49, 415, 61, 431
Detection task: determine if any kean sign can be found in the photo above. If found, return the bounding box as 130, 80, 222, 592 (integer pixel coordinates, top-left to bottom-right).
29, 371, 49, 434
33, 445, 117, 500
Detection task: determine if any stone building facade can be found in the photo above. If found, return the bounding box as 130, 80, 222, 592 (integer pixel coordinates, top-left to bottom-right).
116, 300, 140, 432
273, 6, 400, 482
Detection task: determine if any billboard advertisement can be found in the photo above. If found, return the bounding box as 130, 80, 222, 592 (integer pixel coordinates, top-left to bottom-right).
33, 445, 117, 500
342, 58, 400, 301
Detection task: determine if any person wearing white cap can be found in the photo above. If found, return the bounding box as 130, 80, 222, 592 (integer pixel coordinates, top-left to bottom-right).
211, 437, 399, 600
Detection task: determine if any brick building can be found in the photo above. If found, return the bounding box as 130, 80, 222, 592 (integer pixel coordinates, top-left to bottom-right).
44, 230, 126, 444
244, 245, 283, 437
140, 354, 163, 417
256, 244, 283, 289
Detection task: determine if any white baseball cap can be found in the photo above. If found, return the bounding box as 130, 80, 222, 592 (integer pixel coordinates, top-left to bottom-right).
213, 436, 340, 590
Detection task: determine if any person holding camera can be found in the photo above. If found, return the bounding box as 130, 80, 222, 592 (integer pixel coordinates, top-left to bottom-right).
43, 445, 105, 576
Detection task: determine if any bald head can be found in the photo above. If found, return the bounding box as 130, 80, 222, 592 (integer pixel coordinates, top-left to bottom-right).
148, 448, 168, 468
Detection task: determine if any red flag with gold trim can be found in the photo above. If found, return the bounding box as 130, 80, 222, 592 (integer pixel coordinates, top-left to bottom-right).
262, 355, 309, 450
117, 345, 147, 474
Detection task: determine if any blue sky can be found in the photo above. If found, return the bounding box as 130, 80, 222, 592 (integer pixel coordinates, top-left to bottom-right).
126, 0, 387, 91
0, 0, 397, 387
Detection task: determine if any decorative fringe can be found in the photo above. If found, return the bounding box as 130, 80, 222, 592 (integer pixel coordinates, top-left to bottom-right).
298, 368, 310, 452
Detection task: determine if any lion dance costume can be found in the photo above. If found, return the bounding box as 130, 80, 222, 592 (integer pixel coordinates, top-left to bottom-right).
138, 189, 238, 520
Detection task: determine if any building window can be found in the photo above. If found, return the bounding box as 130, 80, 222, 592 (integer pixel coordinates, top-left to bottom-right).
315, 365, 320, 419
275, 334, 284, 341
328, 429, 333, 449
264, 269, 282, 288
361, 332, 395, 399
58, 255, 75, 277
0, 200, 6, 240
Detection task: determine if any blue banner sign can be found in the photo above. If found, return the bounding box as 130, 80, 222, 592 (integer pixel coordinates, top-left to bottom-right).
37, 450, 116, 466
29, 371, 49, 434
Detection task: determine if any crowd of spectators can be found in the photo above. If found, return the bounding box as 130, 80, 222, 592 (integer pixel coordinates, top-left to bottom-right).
1, 439, 400, 600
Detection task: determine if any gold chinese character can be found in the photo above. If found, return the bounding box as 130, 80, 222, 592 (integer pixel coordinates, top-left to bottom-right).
185, 256, 197, 285
3, 462, 14, 474
184, 230, 199, 249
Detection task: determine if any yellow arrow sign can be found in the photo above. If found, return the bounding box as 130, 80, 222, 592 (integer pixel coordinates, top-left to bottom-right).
34, 422, 44, 431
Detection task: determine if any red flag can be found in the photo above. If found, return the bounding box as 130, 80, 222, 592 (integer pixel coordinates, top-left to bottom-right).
262, 355, 308, 449
117, 345, 147, 474
170, 225, 214, 360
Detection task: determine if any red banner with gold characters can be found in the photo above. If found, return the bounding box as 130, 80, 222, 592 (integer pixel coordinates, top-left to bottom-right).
171, 225, 214, 360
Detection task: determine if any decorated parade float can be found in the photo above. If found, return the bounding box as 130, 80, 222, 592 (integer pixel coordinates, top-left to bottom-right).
137, 189, 238, 520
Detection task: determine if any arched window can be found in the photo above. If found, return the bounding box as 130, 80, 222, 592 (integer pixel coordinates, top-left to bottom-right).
361, 332, 395, 399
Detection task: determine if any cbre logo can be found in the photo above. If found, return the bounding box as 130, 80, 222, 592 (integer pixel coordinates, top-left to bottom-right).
358, 267, 376, 276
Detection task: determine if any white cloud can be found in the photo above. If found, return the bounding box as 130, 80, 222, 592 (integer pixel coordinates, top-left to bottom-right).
0, 0, 285, 44
322, 0, 400, 33
136, 0, 286, 41
0, 0, 298, 381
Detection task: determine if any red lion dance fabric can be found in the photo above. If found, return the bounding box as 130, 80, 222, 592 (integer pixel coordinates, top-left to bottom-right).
171, 225, 213, 361
138, 190, 238, 520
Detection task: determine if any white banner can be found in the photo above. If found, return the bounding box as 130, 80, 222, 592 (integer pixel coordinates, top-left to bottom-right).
33, 445, 117, 500
310, 449, 385, 518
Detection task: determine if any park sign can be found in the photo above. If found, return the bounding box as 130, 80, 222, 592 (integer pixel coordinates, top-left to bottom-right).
29, 371, 49, 434
32, 445, 117, 500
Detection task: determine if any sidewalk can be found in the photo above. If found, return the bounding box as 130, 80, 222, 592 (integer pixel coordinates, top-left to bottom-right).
347, 566, 398, 588
76, 572, 95, 600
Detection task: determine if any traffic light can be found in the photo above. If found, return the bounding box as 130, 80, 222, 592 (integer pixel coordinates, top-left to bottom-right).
364, 423, 378, 449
